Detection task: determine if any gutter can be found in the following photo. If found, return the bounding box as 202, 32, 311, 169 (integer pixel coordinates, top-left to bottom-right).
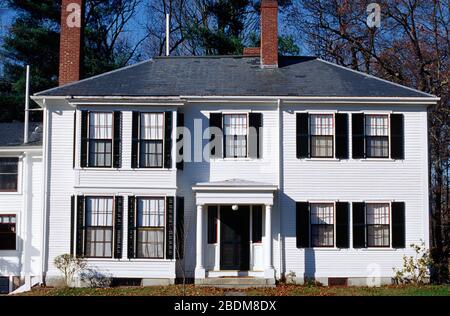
40, 104, 50, 285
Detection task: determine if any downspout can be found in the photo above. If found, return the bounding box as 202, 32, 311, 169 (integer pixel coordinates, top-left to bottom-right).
277, 98, 283, 279
40, 102, 50, 285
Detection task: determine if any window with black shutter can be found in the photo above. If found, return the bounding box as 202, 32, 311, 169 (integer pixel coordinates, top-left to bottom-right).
164, 112, 173, 169
296, 113, 309, 158
176, 197, 185, 260
365, 115, 389, 158
352, 113, 365, 159
224, 114, 248, 158
336, 202, 349, 248
114, 196, 123, 259
127, 196, 136, 259
390, 114, 404, 160
392, 202, 405, 248
335, 114, 349, 159
352, 202, 366, 248
252, 205, 263, 243
249, 113, 263, 159
86, 112, 114, 168
296, 202, 310, 248
166, 196, 175, 259
209, 113, 223, 158
176, 112, 185, 170
134, 197, 166, 259
113, 112, 122, 168
208, 206, 218, 244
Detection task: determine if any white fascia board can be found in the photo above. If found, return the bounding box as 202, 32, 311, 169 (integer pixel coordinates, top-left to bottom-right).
192, 186, 278, 192
181, 95, 439, 105
0, 147, 43, 153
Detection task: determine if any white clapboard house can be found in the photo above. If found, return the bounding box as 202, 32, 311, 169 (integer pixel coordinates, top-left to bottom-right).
1, 0, 439, 291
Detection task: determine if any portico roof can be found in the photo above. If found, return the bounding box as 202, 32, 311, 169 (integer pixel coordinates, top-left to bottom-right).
193, 179, 278, 191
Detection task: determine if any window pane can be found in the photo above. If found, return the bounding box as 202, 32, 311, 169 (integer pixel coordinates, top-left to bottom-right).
86, 227, 113, 257
0, 158, 19, 173
310, 115, 333, 136
140, 140, 163, 168
0, 158, 18, 191
311, 203, 334, 247
311, 136, 333, 157
311, 204, 334, 224
365, 115, 388, 136
89, 113, 113, 139
137, 229, 164, 258
141, 113, 164, 140
86, 197, 114, 226
224, 114, 248, 158
367, 203, 390, 247
0, 215, 16, 250
366, 137, 389, 158
137, 198, 165, 227
89, 140, 112, 167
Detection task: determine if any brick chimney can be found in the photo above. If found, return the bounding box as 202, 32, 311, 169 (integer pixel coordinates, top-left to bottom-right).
260, 0, 278, 68
59, 0, 84, 86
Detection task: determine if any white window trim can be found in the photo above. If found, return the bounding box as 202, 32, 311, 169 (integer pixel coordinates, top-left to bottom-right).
222, 112, 250, 159
0, 212, 20, 254
86, 111, 115, 169
136, 112, 166, 169
309, 201, 337, 249
364, 200, 393, 250
0, 156, 22, 195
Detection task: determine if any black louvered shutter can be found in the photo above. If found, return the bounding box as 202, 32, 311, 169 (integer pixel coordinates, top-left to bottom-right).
352, 113, 365, 159
176, 112, 185, 170
335, 113, 349, 159
392, 202, 406, 248
210, 113, 223, 158
127, 196, 136, 259
70, 195, 75, 256
352, 202, 366, 248
336, 202, 349, 248
391, 114, 404, 160
249, 113, 263, 159
296, 113, 309, 158
296, 202, 310, 248
164, 112, 173, 169
166, 197, 175, 259
113, 112, 122, 168
114, 196, 123, 259
72, 112, 77, 169
131, 112, 139, 168
80, 111, 88, 167
176, 197, 185, 260
76, 195, 85, 257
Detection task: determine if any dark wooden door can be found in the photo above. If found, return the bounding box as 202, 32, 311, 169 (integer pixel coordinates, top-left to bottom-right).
220, 205, 250, 270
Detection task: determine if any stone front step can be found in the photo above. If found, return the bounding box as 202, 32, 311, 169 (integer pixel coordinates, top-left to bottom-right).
196, 277, 276, 288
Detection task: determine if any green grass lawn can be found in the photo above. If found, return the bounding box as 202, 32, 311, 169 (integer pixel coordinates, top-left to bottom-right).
16, 284, 450, 296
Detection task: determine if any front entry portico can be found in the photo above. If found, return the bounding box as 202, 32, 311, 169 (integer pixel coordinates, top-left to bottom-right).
192, 179, 277, 282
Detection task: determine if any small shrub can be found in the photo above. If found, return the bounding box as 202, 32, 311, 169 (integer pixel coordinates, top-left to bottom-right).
80, 269, 112, 288
393, 240, 434, 285
54, 254, 87, 287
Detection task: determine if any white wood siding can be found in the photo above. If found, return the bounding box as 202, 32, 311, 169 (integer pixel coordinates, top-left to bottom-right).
280, 104, 429, 279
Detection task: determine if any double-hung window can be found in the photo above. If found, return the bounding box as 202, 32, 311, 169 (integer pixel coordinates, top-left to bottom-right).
140, 113, 164, 168
311, 203, 334, 247
224, 114, 248, 158
310, 114, 334, 158
85, 197, 114, 258
366, 203, 390, 247
88, 112, 113, 167
365, 115, 389, 158
137, 197, 165, 258
0, 158, 19, 192
0, 215, 16, 250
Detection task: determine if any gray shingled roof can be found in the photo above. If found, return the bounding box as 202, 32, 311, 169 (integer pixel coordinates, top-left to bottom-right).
35, 56, 434, 98
0, 122, 43, 147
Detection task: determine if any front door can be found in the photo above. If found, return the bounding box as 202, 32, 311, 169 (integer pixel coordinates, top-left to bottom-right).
220, 205, 250, 270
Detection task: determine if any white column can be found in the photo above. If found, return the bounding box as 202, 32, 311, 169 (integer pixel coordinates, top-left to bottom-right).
195, 204, 206, 279
264, 204, 275, 278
